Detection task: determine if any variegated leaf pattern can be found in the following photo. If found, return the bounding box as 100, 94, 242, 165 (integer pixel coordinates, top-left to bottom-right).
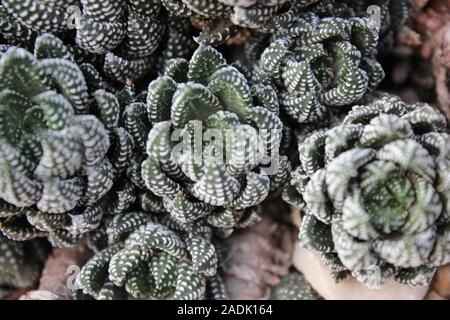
253, 12, 384, 125
289, 94, 450, 288
143, 44, 287, 234
0, 35, 127, 239
76, 215, 224, 300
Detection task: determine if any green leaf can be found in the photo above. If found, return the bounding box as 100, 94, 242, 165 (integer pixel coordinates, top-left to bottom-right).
77, 244, 123, 297
171, 82, 221, 127
146, 76, 177, 123
0, 47, 48, 96
109, 246, 150, 286
173, 262, 205, 300
188, 45, 227, 84
39, 58, 89, 113
208, 66, 252, 119
83, 160, 114, 205
192, 161, 241, 206
186, 235, 217, 276
37, 177, 83, 214
93, 90, 120, 132
150, 252, 178, 289
299, 214, 334, 253
230, 172, 270, 210
123, 102, 151, 151
142, 157, 182, 197
2, 0, 70, 33
34, 33, 74, 62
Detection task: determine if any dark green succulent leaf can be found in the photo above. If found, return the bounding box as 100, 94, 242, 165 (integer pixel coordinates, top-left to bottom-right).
109, 246, 150, 286
186, 235, 217, 276
0, 47, 48, 96
104, 52, 154, 84
109, 127, 135, 177
173, 262, 206, 300
171, 82, 221, 127
68, 205, 104, 235
208, 66, 252, 119
163, 58, 189, 83
93, 90, 120, 132
1, 215, 44, 241
394, 266, 435, 286
39, 58, 90, 113
48, 229, 83, 248
77, 244, 124, 297
271, 272, 317, 300
187, 45, 227, 84
146, 76, 177, 124
27, 209, 70, 232
2, 0, 70, 33
125, 263, 152, 299
192, 161, 241, 206
150, 251, 178, 289
106, 212, 149, 244
37, 177, 84, 214
140, 192, 167, 214
299, 214, 334, 253
123, 102, 151, 151
0, 235, 45, 289
142, 157, 182, 198
206, 273, 227, 300
106, 180, 137, 215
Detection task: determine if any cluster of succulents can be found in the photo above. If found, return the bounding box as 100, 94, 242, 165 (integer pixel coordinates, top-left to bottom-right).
0, 32, 169, 251
336, 0, 411, 53
160, 0, 302, 45
0, 0, 447, 301
73, 0, 166, 83
285, 93, 450, 287
0, 0, 197, 83
0, 34, 114, 244
248, 10, 385, 125
69, 43, 294, 300
143, 44, 291, 235
75, 211, 226, 300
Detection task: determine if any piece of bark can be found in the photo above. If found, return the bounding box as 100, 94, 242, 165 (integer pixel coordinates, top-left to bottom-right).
428, 264, 450, 299
222, 216, 294, 300
393, 0, 450, 117
425, 290, 446, 300
20, 244, 92, 300
293, 243, 430, 300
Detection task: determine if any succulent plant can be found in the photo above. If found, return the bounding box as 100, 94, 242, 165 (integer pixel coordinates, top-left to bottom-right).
0, 235, 48, 292
142, 44, 291, 235
0, 0, 171, 83
335, 0, 411, 54
75, 0, 166, 83
0, 0, 74, 33
0, 4, 36, 49
0, 0, 427, 301
270, 272, 318, 300
161, 0, 322, 45
75, 211, 226, 300
162, 0, 293, 26
251, 10, 385, 125
286, 93, 450, 288
0, 34, 137, 243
